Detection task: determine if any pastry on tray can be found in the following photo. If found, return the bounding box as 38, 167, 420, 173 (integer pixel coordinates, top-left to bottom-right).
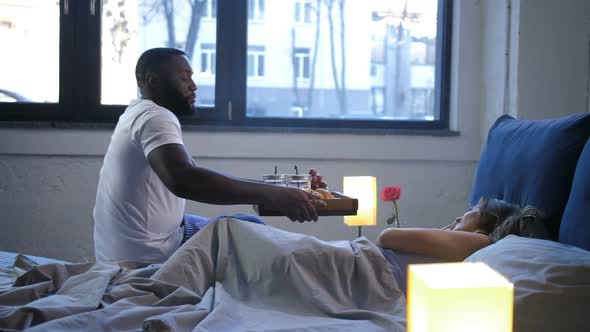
310, 188, 336, 199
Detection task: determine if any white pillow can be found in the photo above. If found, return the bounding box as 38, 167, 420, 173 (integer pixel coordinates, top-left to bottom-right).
465, 235, 590, 332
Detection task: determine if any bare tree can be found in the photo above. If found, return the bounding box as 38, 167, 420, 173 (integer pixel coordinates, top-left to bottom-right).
337, 0, 346, 114
291, 27, 303, 110
162, 0, 176, 47
104, 0, 133, 63
140, 0, 176, 48
325, 0, 347, 115
305, 0, 322, 114
184, 0, 207, 60
393, 0, 409, 114
291, 1, 322, 115
139, 0, 206, 59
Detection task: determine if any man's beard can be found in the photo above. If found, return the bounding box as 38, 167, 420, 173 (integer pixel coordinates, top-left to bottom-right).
162, 81, 196, 116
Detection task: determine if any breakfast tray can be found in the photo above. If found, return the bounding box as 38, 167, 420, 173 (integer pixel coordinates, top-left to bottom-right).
256, 192, 358, 216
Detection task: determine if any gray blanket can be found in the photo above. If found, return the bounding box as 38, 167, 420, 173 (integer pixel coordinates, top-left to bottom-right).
0, 218, 406, 331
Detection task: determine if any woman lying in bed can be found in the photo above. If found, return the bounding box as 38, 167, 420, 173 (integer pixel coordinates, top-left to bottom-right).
376, 197, 552, 262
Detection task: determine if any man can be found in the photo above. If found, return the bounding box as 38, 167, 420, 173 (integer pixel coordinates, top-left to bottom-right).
93, 48, 324, 263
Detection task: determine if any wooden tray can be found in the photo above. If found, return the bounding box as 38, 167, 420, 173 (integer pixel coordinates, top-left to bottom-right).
256, 192, 358, 216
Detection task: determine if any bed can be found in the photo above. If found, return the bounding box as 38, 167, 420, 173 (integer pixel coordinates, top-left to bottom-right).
0, 219, 408, 331
1, 112, 590, 331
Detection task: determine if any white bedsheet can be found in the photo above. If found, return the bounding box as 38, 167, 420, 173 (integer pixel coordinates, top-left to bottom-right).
0, 251, 67, 269
0, 218, 407, 331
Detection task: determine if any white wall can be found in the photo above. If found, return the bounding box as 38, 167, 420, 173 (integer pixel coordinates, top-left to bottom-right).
480, 0, 590, 132
0, 0, 589, 262
481, 0, 510, 140
515, 0, 590, 120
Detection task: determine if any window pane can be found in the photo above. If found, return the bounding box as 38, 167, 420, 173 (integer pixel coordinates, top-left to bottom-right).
248, 0, 255, 19
258, 55, 265, 77
246, 0, 439, 120
210, 0, 217, 18
0, 0, 59, 103
259, 0, 265, 19
248, 54, 254, 76
101, 0, 217, 107
304, 2, 311, 23
295, 3, 301, 22
211, 53, 216, 75
303, 56, 309, 79
200, 53, 207, 72
294, 56, 300, 78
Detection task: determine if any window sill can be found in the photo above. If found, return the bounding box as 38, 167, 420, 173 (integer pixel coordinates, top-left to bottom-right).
0, 120, 459, 137
183, 124, 460, 137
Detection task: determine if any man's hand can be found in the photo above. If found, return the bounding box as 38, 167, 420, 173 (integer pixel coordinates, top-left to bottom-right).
266, 187, 327, 223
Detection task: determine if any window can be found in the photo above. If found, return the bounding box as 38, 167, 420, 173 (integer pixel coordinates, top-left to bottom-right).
294, 48, 310, 80
200, 44, 216, 76
294, 0, 313, 24
247, 47, 265, 78
248, 0, 265, 22
0, 0, 453, 131
0, 1, 60, 104
205, 0, 217, 19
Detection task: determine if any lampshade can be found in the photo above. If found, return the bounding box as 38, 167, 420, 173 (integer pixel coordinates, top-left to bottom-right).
343, 176, 376, 227
408, 262, 513, 332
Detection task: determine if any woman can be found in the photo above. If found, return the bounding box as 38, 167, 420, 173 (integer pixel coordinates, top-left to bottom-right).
377, 197, 551, 262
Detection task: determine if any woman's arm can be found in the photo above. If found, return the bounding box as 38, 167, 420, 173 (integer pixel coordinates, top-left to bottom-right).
376, 228, 492, 262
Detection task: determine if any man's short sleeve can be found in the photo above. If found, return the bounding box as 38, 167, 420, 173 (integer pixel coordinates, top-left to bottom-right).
131, 108, 184, 157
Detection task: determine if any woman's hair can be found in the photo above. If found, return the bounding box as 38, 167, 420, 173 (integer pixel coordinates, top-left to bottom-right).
475, 197, 551, 243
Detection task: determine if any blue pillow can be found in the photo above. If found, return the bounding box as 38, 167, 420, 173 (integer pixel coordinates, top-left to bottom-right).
560, 139, 590, 250
470, 113, 590, 240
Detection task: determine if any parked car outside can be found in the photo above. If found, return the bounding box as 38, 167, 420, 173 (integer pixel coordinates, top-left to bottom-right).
0, 89, 32, 102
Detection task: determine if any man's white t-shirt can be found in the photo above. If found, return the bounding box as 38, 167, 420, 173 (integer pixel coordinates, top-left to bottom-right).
93, 99, 186, 263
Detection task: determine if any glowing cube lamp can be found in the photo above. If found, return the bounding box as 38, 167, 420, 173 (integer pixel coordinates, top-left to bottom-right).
408, 262, 514, 332
343, 176, 376, 237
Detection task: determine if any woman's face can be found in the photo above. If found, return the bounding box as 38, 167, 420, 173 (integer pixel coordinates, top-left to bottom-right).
453, 208, 481, 232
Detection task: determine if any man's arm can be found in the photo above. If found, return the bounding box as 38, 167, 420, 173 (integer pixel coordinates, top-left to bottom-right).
376, 228, 492, 262
147, 143, 324, 222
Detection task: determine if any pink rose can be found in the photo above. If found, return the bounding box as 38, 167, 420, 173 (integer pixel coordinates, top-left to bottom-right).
381, 185, 402, 201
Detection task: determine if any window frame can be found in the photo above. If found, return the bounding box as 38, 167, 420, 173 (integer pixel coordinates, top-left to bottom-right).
0, 0, 453, 132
